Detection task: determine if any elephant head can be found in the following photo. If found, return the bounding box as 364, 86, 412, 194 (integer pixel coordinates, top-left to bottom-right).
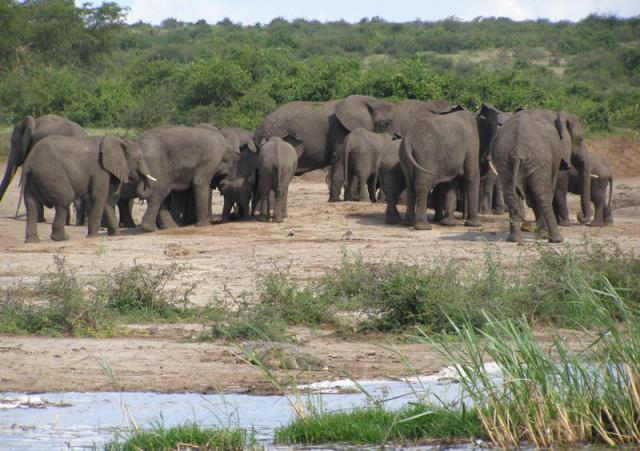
335, 95, 395, 134
554, 112, 592, 223
100, 136, 155, 198
0, 116, 36, 202
477, 104, 512, 177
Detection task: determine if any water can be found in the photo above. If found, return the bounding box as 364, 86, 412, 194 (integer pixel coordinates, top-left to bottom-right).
0, 372, 474, 450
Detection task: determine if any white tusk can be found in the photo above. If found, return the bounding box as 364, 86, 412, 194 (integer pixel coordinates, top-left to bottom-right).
145, 174, 158, 182
590, 174, 599, 179
488, 160, 498, 176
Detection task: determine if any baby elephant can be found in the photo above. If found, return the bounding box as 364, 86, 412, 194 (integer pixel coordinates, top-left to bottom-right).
220, 177, 254, 221
554, 152, 613, 227
255, 137, 298, 223
23, 135, 153, 242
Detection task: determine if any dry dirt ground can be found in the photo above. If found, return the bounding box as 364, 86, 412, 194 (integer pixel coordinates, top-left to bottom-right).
0, 135, 639, 394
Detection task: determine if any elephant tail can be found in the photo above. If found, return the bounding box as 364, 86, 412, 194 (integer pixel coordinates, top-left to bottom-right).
607, 174, 613, 211
511, 155, 522, 203
343, 137, 350, 194
401, 137, 440, 178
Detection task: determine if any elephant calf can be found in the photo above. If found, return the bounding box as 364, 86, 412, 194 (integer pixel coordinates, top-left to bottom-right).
220, 177, 254, 221
554, 152, 613, 227
255, 137, 298, 223
23, 135, 153, 242
342, 128, 393, 202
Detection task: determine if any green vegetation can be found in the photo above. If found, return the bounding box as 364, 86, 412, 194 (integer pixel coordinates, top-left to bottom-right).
275, 404, 484, 445
0, 2, 638, 134
426, 282, 640, 448
0, 252, 207, 336
105, 422, 252, 450
206, 241, 640, 340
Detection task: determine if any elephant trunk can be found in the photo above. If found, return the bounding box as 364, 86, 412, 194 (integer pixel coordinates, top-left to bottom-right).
136, 158, 155, 199
576, 148, 592, 224
0, 150, 19, 203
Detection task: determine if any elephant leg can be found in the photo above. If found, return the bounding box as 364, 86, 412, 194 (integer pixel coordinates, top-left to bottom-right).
51, 205, 70, 242
103, 198, 120, 236
222, 197, 232, 222
88, 193, 107, 238
528, 178, 563, 243
37, 202, 45, 223
414, 177, 435, 230
25, 185, 40, 243
208, 189, 213, 221
554, 192, 571, 226
329, 160, 344, 202
479, 175, 493, 215
141, 187, 171, 232
273, 187, 285, 223
367, 176, 377, 203
463, 159, 481, 227
501, 173, 523, 243
157, 206, 178, 229
385, 193, 402, 224
494, 180, 505, 214
589, 180, 606, 227
65, 209, 71, 226
118, 198, 136, 228
440, 184, 458, 227
404, 183, 416, 227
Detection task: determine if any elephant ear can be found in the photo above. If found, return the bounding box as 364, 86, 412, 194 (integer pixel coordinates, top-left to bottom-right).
554, 112, 572, 170
100, 136, 129, 183
13, 116, 36, 165
335, 95, 375, 132
437, 104, 466, 115
242, 139, 258, 153
282, 135, 304, 158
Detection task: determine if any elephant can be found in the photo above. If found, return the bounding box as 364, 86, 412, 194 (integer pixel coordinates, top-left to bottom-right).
0, 115, 87, 222
255, 137, 298, 223
131, 126, 236, 232
341, 128, 394, 202
254, 100, 347, 201
399, 105, 482, 230
554, 152, 613, 227
379, 139, 406, 224
22, 135, 153, 242
219, 176, 254, 221
476, 104, 514, 215
491, 110, 590, 243
329, 96, 452, 201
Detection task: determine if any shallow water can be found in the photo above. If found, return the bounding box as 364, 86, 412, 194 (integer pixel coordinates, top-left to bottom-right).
0, 373, 473, 450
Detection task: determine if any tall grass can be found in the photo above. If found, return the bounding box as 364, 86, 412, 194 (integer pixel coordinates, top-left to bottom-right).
424, 280, 640, 448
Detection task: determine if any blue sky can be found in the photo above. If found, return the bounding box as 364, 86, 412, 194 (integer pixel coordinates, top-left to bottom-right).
82, 0, 639, 25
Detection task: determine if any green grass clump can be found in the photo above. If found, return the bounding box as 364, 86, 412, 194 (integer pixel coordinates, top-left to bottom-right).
275, 404, 484, 445
427, 280, 640, 448
0, 253, 206, 336
105, 423, 251, 451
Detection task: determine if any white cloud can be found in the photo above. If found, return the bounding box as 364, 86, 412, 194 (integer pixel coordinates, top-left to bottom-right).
126, 0, 245, 24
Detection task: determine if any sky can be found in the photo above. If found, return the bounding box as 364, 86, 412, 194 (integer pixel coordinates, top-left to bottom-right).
80, 0, 640, 25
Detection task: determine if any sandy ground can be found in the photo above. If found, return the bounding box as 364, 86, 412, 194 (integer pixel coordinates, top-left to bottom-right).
0, 136, 639, 394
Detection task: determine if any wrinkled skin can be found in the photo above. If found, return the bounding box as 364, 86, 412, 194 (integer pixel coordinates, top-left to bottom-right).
255, 137, 298, 223
1, 115, 87, 222
554, 152, 613, 227
23, 135, 152, 242
341, 129, 394, 202
491, 110, 585, 243
399, 107, 482, 230
329, 96, 451, 201
126, 126, 235, 232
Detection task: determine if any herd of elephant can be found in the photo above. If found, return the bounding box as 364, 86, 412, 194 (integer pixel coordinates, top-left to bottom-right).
0, 95, 614, 244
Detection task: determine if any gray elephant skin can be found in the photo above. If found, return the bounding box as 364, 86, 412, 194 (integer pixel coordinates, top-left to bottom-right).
491, 110, 591, 243
255, 137, 298, 223
1, 114, 87, 221
23, 135, 152, 242
554, 152, 613, 227
341, 128, 393, 202
121, 126, 236, 232
476, 104, 514, 215
398, 105, 482, 230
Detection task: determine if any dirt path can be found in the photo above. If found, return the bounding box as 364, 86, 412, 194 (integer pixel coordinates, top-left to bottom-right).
0, 135, 639, 394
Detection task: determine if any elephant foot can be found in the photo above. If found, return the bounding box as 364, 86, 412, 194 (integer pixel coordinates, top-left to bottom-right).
414, 221, 432, 231
588, 221, 604, 227
558, 219, 571, 227
141, 221, 158, 233
385, 211, 402, 225
577, 212, 592, 224
25, 236, 40, 243
273, 217, 284, 223
507, 233, 522, 243
440, 217, 457, 227
328, 196, 341, 203
494, 207, 505, 215
107, 229, 120, 236
120, 220, 137, 229
195, 220, 210, 227
548, 232, 564, 244
257, 216, 268, 222
521, 222, 536, 233
51, 232, 69, 242
464, 218, 482, 227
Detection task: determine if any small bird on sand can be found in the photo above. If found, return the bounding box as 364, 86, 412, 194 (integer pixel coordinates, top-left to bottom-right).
287, 230, 295, 237
341, 229, 353, 240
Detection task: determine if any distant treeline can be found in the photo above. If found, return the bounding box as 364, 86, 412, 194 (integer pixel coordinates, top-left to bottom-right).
1, 1, 639, 133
